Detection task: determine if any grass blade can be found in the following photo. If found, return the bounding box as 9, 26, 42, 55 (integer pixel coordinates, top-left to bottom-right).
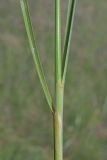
62, 0, 76, 83
20, 0, 53, 111
55, 0, 62, 82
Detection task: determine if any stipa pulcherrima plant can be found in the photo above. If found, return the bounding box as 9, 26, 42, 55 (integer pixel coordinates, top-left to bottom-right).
20, 0, 76, 159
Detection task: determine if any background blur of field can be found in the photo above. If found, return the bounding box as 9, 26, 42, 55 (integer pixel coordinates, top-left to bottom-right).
0, 0, 107, 159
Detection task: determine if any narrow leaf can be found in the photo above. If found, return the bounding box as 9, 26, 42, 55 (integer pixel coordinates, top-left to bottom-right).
55, 0, 62, 82
20, 0, 53, 111
62, 0, 76, 83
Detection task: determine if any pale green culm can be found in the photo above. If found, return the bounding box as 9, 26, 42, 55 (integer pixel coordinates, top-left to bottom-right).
20, 0, 76, 159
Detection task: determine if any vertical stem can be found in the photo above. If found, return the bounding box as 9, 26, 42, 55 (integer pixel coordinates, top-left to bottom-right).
54, 81, 64, 160
54, 0, 63, 159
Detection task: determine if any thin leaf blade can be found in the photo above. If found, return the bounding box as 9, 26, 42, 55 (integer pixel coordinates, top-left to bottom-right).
62, 0, 77, 83
20, 0, 53, 111
55, 0, 62, 82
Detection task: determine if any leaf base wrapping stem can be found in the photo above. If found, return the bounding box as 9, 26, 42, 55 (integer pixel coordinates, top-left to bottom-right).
53, 80, 64, 160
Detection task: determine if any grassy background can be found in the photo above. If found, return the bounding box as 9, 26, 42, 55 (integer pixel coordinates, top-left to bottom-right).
0, 0, 107, 159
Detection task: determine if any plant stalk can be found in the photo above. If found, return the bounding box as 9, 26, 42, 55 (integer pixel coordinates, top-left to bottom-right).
54, 81, 64, 160
54, 0, 64, 158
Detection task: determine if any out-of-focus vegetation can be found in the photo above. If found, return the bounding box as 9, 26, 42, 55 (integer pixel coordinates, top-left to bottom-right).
0, 0, 107, 159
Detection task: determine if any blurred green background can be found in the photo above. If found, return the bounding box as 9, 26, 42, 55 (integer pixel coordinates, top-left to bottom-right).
0, 0, 107, 159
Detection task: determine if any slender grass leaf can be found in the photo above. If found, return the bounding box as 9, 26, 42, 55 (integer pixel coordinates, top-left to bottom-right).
62, 0, 76, 83
20, 0, 53, 111
55, 0, 62, 82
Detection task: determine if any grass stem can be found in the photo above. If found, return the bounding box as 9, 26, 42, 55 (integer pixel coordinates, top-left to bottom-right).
54, 81, 64, 160
20, 0, 76, 159
54, 0, 64, 159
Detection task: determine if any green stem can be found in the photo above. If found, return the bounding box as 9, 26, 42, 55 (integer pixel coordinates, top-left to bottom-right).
54, 0, 63, 158
54, 81, 64, 160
